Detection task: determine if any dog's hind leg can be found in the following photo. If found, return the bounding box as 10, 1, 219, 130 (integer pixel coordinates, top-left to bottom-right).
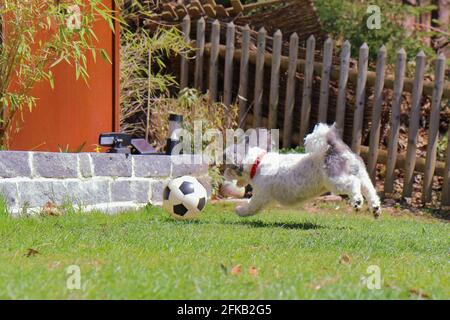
235, 192, 270, 217
360, 173, 381, 218
327, 176, 364, 211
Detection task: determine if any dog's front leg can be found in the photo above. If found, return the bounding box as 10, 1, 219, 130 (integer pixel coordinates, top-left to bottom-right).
235, 193, 269, 217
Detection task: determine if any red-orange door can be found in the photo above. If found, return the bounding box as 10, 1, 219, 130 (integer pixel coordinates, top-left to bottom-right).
10, 0, 120, 152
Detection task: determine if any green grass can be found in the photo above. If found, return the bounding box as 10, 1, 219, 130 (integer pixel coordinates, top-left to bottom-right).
0, 201, 448, 299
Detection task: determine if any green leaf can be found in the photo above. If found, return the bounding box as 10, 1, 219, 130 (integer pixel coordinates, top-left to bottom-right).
91, 48, 97, 63
100, 49, 112, 64
48, 71, 55, 90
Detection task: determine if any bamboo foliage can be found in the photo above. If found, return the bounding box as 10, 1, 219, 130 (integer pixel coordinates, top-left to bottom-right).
0, 0, 118, 148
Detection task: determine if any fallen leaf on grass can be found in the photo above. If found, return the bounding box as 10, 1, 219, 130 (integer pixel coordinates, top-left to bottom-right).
231, 265, 242, 275
248, 266, 258, 277
339, 253, 351, 265
409, 288, 430, 299
25, 248, 39, 257
42, 201, 62, 216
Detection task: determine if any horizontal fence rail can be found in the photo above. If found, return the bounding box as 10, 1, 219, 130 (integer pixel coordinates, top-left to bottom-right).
176, 17, 450, 207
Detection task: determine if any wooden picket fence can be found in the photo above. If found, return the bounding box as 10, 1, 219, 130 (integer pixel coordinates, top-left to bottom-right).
177, 16, 450, 206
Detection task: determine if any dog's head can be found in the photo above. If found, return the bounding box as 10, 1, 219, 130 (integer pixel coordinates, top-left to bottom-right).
223, 130, 276, 186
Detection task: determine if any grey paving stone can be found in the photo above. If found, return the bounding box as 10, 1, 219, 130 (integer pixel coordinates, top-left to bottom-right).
65, 179, 111, 205
133, 155, 171, 177
130, 180, 151, 203
0, 181, 19, 207
78, 153, 93, 178
0, 151, 31, 178
111, 180, 131, 202
33, 152, 78, 178
171, 154, 208, 177
111, 180, 151, 203
90, 153, 132, 177
17, 180, 69, 207
151, 180, 168, 203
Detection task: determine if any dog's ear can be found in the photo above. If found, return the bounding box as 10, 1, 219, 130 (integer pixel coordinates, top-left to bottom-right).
331, 122, 343, 136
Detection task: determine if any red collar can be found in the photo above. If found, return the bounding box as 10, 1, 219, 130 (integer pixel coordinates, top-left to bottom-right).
250, 152, 267, 179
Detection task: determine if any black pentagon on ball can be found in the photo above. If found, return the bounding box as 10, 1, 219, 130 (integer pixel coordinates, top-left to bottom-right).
163, 186, 171, 200
197, 197, 206, 211
179, 181, 195, 195
173, 203, 188, 216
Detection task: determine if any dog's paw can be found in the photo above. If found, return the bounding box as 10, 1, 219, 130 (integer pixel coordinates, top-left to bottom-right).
235, 205, 258, 217
235, 205, 249, 217
352, 197, 363, 211
372, 206, 381, 219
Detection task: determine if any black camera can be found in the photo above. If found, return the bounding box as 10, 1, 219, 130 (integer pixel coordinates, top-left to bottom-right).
99, 133, 156, 154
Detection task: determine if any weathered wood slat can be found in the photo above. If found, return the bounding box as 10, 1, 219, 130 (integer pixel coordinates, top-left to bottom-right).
351, 43, 369, 154
443, 127, 450, 206
318, 37, 333, 123
298, 35, 315, 147
180, 15, 191, 89
203, 43, 450, 99
145, 47, 152, 142
268, 29, 282, 129
422, 53, 445, 203
402, 51, 426, 197
282, 33, 299, 148
335, 40, 351, 136
238, 24, 250, 128
208, 19, 221, 103
367, 45, 387, 182
223, 22, 236, 106
194, 17, 205, 91
384, 48, 407, 194
253, 27, 266, 128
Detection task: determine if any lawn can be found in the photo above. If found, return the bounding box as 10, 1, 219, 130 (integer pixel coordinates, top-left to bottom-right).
0, 200, 448, 299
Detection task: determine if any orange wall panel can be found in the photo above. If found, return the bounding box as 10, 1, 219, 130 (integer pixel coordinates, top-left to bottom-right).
9, 0, 119, 152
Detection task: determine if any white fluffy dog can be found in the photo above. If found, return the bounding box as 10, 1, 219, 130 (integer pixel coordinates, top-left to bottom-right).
224, 123, 381, 218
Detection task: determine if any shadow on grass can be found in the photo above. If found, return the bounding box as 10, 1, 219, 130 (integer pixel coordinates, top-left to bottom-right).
226, 220, 325, 230
160, 216, 324, 230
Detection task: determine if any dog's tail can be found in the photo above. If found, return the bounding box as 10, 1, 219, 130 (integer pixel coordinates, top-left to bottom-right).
304, 123, 339, 154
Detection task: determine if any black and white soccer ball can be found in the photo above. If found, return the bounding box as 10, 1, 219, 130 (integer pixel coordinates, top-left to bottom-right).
162, 176, 207, 220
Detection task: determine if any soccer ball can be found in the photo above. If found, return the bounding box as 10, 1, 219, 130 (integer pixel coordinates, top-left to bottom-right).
162, 176, 207, 220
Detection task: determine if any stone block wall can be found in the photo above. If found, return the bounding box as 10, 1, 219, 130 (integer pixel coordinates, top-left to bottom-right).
0, 151, 210, 216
